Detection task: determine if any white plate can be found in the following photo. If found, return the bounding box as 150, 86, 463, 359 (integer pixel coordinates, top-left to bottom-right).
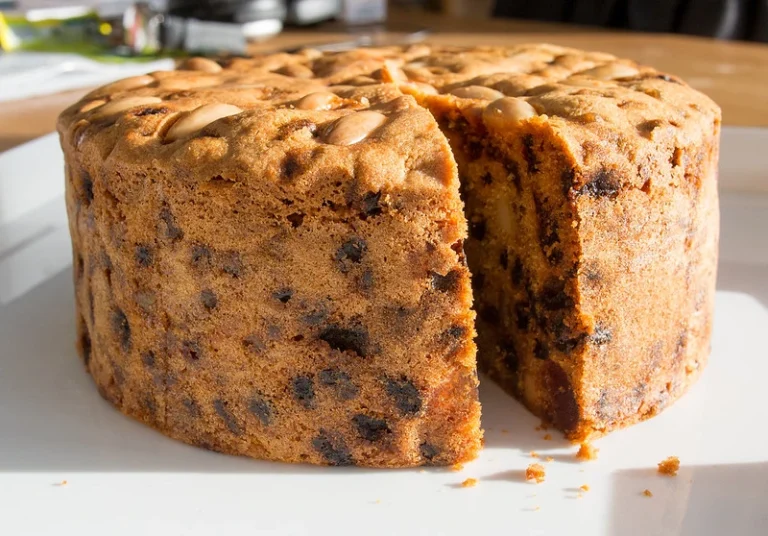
1, 129, 767, 536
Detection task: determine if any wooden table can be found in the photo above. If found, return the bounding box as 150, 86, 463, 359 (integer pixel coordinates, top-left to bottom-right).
2, 7, 767, 153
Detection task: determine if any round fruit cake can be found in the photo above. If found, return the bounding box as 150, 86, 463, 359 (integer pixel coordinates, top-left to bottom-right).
58, 44, 720, 466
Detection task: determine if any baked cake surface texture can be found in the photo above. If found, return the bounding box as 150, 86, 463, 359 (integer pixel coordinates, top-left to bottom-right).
58, 43, 720, 466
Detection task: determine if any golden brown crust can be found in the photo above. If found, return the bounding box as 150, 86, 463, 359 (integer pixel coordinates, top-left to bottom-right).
59, 43, 720, 465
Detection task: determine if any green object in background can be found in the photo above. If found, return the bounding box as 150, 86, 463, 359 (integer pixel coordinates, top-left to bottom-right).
0, 10, 180, 61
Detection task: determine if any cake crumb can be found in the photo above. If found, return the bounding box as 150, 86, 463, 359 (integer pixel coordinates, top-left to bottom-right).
526, 463, 546, 483
534, 506, 541, 511
543, 433, 552, 440
419, 469, 426, 474
451, 463, 464, 472
56, 480, 68, 486
461, 478, 478, 488
576, 442, 599, 461
657, 456, 680, 476
643, 489, 653, 497
535, 421, 549, 431
580, 484, 590, 492
545, 456, 554, 463
530, 451, 539, 458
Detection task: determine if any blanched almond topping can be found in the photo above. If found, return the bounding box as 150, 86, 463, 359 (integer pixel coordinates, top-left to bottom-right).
276, 64, 314, 78
178, 57, 223, 73
101, 75, 155, 93
97, 96, 163, 116
324, 111, 387, 146
296, 92, 338, 111
401, 81, 438, 96
483, 97, 537, 129
79, 99, 106, 113
381, 60, 407, 84
580, 63, 639, 80
165, 103, 243, 142
449, 85, 505, 100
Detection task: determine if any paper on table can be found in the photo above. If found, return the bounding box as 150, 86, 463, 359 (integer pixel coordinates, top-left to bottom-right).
0, 52, 174, 103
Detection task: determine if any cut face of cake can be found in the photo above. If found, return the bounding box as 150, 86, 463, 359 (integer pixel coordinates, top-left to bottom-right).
58, 43, 720, 465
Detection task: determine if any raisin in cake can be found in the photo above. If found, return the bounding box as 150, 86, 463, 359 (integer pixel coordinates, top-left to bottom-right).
58, 44, 719, 465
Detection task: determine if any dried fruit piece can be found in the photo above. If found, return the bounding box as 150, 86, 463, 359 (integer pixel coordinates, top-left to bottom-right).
318, 369, 359, 400
213, 399, 242, 436
312, 430, 354, 466
111, 309, 131, 351
248, 393, 273, 426
352, 414, 391, 442
386, 377, 422, 416
319, 325, 370, 358
292, 376, 315, 409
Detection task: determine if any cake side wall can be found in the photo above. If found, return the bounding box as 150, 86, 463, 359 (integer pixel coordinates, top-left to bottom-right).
573, 125, 720, 439
58, 100, 482, 467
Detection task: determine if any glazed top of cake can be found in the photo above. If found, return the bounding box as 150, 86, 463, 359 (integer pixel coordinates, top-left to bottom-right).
58, 43, 721, 195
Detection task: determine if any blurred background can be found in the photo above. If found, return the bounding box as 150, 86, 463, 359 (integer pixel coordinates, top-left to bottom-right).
1, 0, 767, 151
1, 0, 766, 59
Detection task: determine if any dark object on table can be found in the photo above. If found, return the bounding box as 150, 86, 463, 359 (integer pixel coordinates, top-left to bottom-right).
167, 0, 287, 23
286, 0, 341, 25
167, 0, 344, 26
493, 0, 768, 42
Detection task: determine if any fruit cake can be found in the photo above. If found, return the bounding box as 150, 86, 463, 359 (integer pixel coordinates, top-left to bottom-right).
58, 44, 720, 465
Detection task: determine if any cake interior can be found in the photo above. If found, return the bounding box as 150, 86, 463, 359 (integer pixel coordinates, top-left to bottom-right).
431, 105, 590, 432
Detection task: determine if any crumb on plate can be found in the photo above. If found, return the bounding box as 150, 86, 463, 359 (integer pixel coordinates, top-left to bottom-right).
461, 478, 478, 488
530, 451, 539, 458
543, 433, 552, 440
576, 442, 599, 461
643, 489, 653, 497
657, 456, 680, 476
580, 484, 590, 492
526, 463, 546, 483
545, 456, 554, 463
451, 463, 464, 472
